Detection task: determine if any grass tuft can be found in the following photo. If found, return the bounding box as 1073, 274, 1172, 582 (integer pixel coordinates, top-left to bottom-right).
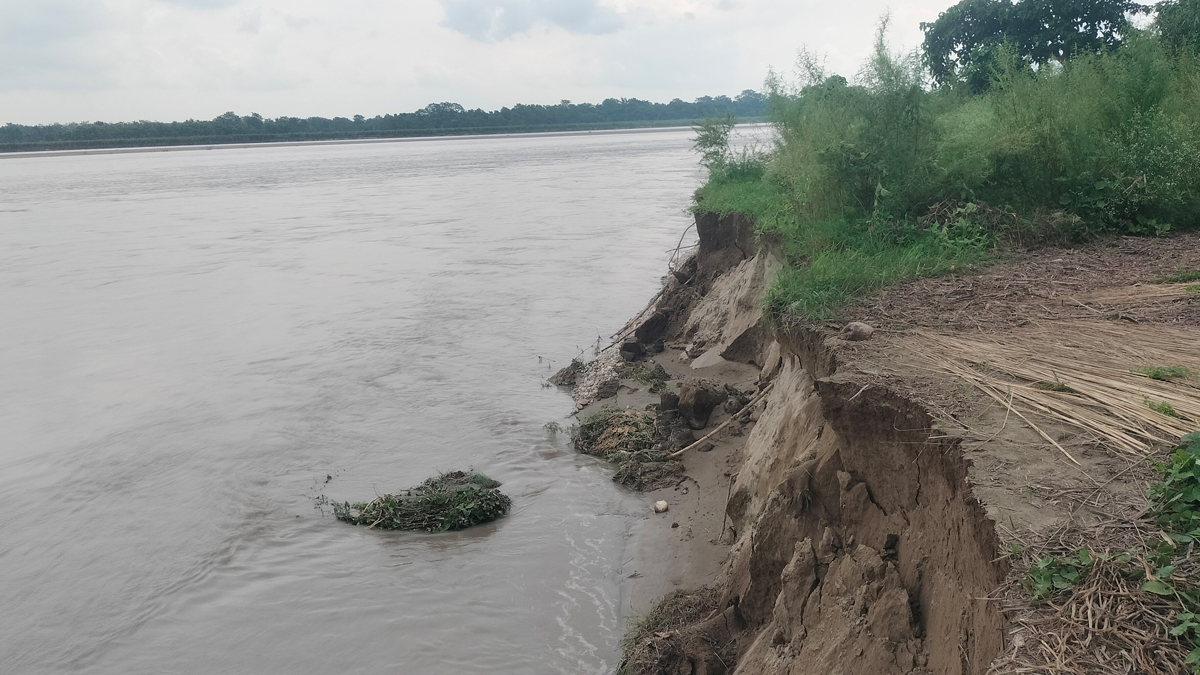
1136, 366, 1193, 381
1159, 270, 1200, 284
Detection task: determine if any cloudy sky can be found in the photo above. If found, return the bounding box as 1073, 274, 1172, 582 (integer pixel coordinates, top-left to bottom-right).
1, 0, 950, 125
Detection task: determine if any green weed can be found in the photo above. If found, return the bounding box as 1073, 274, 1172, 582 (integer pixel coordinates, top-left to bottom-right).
1149, 433, 1200, 542
1136, 366, 1193, 381
1160, 269, 1200, 283
1146, 433, 1200, 670
1146, 397, 1187, 419
1024, 549, 1094, 600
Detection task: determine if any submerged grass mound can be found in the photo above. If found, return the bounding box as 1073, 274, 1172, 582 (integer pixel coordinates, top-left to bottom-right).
572, 406, 682, 491
333, 471, 511, 532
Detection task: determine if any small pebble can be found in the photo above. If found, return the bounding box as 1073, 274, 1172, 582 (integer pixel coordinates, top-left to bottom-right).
671, 522, 680, 528
654, 500, 669, 513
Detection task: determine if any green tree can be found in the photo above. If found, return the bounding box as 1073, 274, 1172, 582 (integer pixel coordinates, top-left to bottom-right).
1156, 0, 1200, 54
922, 0, 1149, 87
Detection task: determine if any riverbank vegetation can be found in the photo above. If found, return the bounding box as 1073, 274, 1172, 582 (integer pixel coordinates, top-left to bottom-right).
694, 0, 1200, 322
0, 92, 766, 153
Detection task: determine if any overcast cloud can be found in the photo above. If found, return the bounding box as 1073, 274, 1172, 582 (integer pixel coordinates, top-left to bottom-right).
0, 0, 950, 124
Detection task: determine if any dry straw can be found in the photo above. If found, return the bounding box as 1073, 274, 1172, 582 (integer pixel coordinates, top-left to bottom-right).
910, 320, 1200, 459
1075, 282, 1197, 306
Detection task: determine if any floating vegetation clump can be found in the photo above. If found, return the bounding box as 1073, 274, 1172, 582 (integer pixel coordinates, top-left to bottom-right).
572, 406, 681, 490
333, 471, 511, 532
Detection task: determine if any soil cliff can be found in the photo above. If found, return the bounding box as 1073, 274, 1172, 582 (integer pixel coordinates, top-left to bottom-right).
563, 213, 1199, 675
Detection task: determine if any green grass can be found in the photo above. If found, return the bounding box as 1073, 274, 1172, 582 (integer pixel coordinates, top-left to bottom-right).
1146, 397, 1187, 419
1161, 270, 1200, 283
1136, 366, 1193, 381
764, 228, 988, 320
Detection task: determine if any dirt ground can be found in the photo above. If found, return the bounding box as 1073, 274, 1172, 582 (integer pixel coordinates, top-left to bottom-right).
847, 233, 1200, 331
827, 233, 1200, 674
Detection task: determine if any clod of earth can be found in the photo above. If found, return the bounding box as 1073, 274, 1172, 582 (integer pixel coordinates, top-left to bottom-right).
838, 321, 875, 341
332, 471, 511, 532
677, 377, 728, 429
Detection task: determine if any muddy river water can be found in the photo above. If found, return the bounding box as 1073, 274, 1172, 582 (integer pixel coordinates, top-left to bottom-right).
0, 129, 704, 674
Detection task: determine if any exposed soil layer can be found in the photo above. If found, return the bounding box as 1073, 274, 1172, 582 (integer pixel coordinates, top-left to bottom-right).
564, 214, 1199, 675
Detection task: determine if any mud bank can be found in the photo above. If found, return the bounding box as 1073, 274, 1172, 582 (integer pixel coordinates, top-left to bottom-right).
566, 213, 1200, 674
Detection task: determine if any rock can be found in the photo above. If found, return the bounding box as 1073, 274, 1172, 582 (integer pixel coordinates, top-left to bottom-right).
668, 426, 695, 449
838, 321, 875, 341
619, 339, 644, 361
677, 377, 728, 429
696, 442, 715, 453
689, 348, 728, 369
549, 359, 584, 386
654, 500, 669, 513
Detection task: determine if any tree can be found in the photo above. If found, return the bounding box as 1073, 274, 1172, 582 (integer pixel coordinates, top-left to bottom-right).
922, 0, 1149, 86
1156, 0, 1200, 54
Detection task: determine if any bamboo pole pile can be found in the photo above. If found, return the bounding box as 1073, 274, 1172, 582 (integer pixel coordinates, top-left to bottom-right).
910, 320, 1200, 457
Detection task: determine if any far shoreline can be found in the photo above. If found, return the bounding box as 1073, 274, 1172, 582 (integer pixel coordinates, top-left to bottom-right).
0, 121, 771, 160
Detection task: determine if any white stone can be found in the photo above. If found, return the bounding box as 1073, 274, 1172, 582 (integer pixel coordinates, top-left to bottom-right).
654, 500, 669, 514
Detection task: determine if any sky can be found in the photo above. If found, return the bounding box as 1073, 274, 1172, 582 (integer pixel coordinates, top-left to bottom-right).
0, 0, 952, 125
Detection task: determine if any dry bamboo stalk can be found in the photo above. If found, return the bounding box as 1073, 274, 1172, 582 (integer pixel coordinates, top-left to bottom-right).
909, 321, 1200, 457
668, 383, 774, 459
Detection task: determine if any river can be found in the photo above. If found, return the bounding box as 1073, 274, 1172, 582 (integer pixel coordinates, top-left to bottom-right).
0, 129, 703, 674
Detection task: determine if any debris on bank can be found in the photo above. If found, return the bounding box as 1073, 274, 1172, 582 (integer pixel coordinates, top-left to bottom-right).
618, 586, 734, 675
571, 405, 683, 490
333, 471, 511, 532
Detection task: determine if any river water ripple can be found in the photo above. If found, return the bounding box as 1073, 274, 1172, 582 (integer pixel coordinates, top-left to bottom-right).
0, 130, 702, 674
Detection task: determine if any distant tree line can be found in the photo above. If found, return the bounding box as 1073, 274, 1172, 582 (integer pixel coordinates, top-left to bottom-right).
0, 91, 767, 152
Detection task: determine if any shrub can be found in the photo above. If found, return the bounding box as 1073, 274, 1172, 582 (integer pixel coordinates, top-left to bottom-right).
693, 17, 1200, 322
